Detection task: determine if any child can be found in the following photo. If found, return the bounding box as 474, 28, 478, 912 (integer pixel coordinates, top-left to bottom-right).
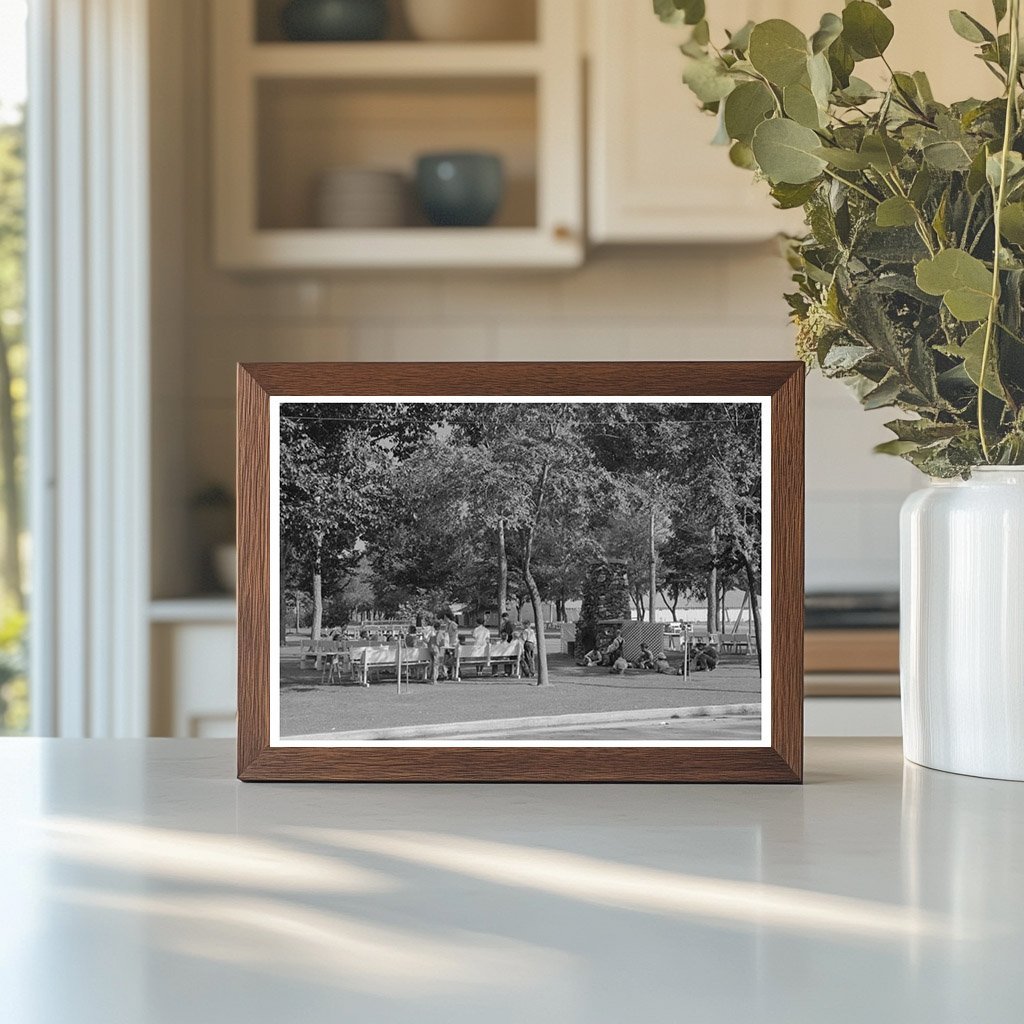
636, 642, 655, 670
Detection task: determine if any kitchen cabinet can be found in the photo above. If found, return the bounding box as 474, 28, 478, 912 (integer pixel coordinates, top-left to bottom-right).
211, 0, 583, 269
586, 0, 998, 244
587, 0, 813, 243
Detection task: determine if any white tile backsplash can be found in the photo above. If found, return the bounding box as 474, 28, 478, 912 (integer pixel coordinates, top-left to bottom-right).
182, 253, 916, 593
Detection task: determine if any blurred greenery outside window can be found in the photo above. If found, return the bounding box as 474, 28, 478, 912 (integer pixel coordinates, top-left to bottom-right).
0, 0, 28, 733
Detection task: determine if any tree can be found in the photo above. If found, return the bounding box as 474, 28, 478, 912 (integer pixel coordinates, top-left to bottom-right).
674, 404, 763, 663
0, 115, 25, 610
279, 416, 373, 650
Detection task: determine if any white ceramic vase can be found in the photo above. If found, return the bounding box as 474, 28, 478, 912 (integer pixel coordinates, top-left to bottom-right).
901, 467, 1024, 780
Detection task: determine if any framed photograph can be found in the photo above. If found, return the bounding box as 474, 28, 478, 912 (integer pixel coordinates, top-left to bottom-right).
237, 362, 804, 782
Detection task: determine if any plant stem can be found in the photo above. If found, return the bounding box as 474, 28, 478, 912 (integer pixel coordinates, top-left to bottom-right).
822, 168, 880, 205
979, 0, 1021, 462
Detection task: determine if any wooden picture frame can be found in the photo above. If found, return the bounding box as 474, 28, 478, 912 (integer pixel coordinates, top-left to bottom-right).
237, 362, 804, 782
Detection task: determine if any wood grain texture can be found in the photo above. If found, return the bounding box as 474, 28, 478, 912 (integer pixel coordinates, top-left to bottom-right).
805, 629, 899, 674
237, 361, 805, 783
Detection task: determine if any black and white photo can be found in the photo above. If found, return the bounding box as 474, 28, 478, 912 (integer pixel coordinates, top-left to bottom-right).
270, 396, 770, 747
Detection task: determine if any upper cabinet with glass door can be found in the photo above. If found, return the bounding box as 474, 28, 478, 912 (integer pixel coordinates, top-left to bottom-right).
586, 0, 998, 244
212, 0, 583, 269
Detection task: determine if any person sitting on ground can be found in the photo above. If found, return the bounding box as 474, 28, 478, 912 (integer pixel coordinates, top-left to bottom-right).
611, 656, 629, 675
580, 648, 601, 667
655, 650, 674, 675
691, 639, 719, 672
636, 642, 655, 670
603, 630, 625, 667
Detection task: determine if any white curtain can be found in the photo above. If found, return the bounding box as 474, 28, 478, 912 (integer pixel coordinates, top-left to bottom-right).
28, 0, 150, 736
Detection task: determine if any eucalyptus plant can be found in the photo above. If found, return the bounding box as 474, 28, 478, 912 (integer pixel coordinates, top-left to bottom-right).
658, 0, 1024, 475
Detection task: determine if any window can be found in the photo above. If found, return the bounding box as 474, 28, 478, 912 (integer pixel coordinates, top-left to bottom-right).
0, 0, 28, 734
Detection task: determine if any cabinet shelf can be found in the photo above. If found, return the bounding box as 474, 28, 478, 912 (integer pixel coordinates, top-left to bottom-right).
249, 42, 544, 79
212, 0, 582, 269
218, 226, 579, 270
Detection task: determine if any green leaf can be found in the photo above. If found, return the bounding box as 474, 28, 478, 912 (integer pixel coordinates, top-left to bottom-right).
682, 57, 736, 104
986, 150, 1024, 191
915, 249, 994, 322
876, 197, 918, 228
771, 180, 820, 209
814, 146, 872, 170
653, 0, 705, 26
807, 51, 833, 109
784, 80, 824, 129
729, 140, 757, 170
948, 10, 994, 44
885, 418, 963, 443
993, 0, 1008, 24
748, 20, 809, 86
810, 12, 843, 54
842, 1, 895, 59
875, 439, 922, 455
827, 35, 856, 88
836, 76, 879, 104
923, 140, 973, 171
939, 325, 1006, 398
913, 71, 935, 104
967, 144, 991, 193
860, 133, 904, 173
723, 81, 775, 144
724, 20, 755, 53
862, 375, 903, 409
909, 164, 933, 205
751, 118, 828, 184
1000, 203, 1024, 244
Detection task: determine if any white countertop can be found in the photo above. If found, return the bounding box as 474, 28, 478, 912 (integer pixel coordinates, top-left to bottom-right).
1, 738, 1020, 1023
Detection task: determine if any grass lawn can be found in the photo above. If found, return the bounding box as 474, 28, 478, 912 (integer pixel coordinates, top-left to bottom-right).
279, 648, 762, 739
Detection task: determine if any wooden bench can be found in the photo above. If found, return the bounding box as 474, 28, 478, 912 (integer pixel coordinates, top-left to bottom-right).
455, 642, 491, 679
488, 639, 523, 678
357, 645, 402, 688
399, 645, 432, 685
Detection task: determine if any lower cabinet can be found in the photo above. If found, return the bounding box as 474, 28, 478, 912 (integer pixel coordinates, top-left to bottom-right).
150, 603, 236, 738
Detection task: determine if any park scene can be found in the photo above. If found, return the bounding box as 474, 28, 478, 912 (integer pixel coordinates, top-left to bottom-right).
277, 399, 765, 744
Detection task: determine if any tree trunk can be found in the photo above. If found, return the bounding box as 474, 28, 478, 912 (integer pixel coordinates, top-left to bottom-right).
0, 325, 22, 607
658, 588, 679, 622
524, 461, 551, 686
707, 526, 718, 633
312, 532, 324, 667
497, 517, 508, 616
740, 551, 762, 671
524, 562, 547, 686
648, 504, 657, 624
279, 584, 287, 644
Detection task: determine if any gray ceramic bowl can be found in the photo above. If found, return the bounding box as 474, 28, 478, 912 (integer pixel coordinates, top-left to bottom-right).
415, 152, 505, 228
280, 0, 388, 42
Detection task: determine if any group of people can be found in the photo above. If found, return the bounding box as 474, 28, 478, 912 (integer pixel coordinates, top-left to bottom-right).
578, 630, 719, 677
374, 611, 540, 683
